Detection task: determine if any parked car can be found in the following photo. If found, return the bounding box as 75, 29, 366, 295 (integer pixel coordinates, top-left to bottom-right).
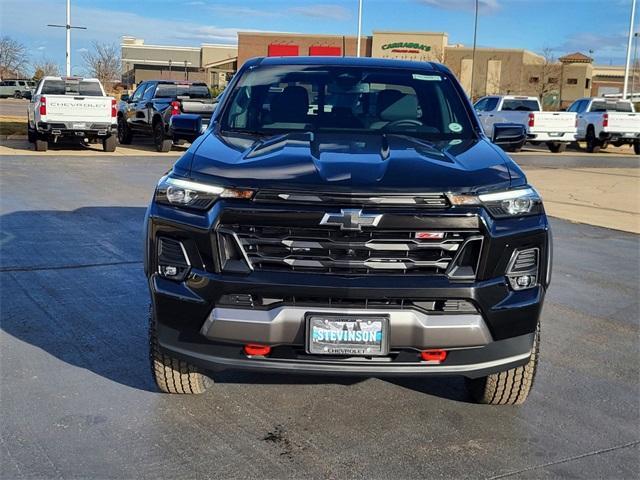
475, 95, 577, 152
117, 81, 216, 152
568, 97, 640, 153
27, 76, 117, 152
0, 79, 34, 98
145, 56, 551, 405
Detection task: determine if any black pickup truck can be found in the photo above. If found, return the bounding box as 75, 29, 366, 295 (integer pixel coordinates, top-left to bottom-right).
145, 57, 551, 405
117, 81, 215, 152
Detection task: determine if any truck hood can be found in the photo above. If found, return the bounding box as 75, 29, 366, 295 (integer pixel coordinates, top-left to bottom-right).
186, 131, 514, 194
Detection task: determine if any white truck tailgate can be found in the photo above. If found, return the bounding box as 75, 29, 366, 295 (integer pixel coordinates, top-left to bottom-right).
606, 112, 640, 134
530, 112, 576, 133
45, 95, 112, 122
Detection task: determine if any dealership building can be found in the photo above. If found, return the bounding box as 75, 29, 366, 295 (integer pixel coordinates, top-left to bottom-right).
121, 31, 632, 107
121, 36, 237, 87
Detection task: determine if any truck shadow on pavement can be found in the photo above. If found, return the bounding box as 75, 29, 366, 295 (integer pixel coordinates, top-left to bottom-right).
0, 206, 156, 392
0, 205, 471, 401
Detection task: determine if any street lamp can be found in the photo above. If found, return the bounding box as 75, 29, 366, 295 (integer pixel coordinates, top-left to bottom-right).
470, 0, 479, 100
623, 0, 636, 99
47, 0, 86, 76
356, 0, 363, 57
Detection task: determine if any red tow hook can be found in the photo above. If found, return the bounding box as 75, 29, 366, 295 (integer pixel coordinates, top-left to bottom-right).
420, 349, 447, 363
244, 344, 272, 356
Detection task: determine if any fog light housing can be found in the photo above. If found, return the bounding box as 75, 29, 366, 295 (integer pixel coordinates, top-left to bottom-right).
506, 247, 539, 291
157, 237, 190, 281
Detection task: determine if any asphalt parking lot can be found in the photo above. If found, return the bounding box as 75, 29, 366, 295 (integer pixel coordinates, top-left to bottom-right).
0, 152, 638, 479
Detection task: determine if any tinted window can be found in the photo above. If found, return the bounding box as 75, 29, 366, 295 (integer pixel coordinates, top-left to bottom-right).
41, 79, 103, 96
155, 83, 211, 99
590, 101, 633, 112
485, 97, 499, 111
501, 99, 540, 111
131, 83, 147, 101
474, 98, 488, 111
142, 83, 156, 101
220, 65, 475, 139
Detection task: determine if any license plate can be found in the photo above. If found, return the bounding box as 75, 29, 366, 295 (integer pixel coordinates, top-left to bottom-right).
548, 132, 563, 137
306, 314, 388, 356
72, 123, 87, 129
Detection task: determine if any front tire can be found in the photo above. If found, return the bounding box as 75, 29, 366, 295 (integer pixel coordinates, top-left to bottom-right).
547, 142, 566, 153
149, 307, 208, 394
466, 323, 540, 405
634, 142, 640, 155
117, 116, 133, 144
13, 91, 22, 99
153, 122, 172, 152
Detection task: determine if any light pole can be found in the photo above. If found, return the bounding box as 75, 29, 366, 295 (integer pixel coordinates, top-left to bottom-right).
623, 0, 636, 99
470, 0, 479, 100
632, 32, 639, 100
47, 0, 86, 76
356, 0, 363, 57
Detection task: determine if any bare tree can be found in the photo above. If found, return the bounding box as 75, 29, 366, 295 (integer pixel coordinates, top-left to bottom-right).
532, 48, 562, 104
82, 42, 121, 89
0, 36, 28, 78
32, 59, 60, 81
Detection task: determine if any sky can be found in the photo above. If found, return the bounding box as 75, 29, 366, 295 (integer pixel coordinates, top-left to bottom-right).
0, 0, 636, 75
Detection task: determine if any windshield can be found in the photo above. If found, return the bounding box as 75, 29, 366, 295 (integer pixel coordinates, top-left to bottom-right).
590, 101, 633, 112
219, 65, 475, 139
41, 79, 103, 96
156, 83, 211, 99
501, 99, 540, 111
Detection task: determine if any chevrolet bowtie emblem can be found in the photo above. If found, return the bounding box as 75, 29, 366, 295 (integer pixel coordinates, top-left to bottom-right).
320, 209, 383, 231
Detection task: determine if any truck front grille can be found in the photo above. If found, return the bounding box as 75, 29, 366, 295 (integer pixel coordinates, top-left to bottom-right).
219, 224, 481, 276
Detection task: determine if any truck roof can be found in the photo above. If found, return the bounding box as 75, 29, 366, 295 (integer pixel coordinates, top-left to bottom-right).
248, 56, 442, 72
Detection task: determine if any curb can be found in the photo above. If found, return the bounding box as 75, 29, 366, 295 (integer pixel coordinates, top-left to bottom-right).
0, 135, 27, 140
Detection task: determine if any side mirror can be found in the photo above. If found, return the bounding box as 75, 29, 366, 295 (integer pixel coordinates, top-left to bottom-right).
492, 123, 527, 152
120, 93, 130, 102
169, 114, 204, 143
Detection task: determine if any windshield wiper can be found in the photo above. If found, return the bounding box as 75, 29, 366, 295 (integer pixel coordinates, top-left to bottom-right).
220, 129, 275, 137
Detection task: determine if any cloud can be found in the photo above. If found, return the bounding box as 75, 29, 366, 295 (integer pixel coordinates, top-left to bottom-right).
209, 6, 282, 18
76, 47, 89, 53
288, 4, 352, 21
210, 3, 351, 21
418, 0, 500, 14
554, 31, 629, 63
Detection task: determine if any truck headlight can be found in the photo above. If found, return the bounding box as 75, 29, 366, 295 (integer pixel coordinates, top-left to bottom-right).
448, 187, 542, 218
155, 175, 254, 210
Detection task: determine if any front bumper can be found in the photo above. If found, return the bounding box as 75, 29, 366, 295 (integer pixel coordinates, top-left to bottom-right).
146, 200, 550, 378
156, 320, 535, 378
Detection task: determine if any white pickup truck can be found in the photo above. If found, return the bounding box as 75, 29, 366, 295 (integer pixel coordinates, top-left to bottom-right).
27, 76, 117, 152
474, 95, 577, 152
567, 97, 640, 154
